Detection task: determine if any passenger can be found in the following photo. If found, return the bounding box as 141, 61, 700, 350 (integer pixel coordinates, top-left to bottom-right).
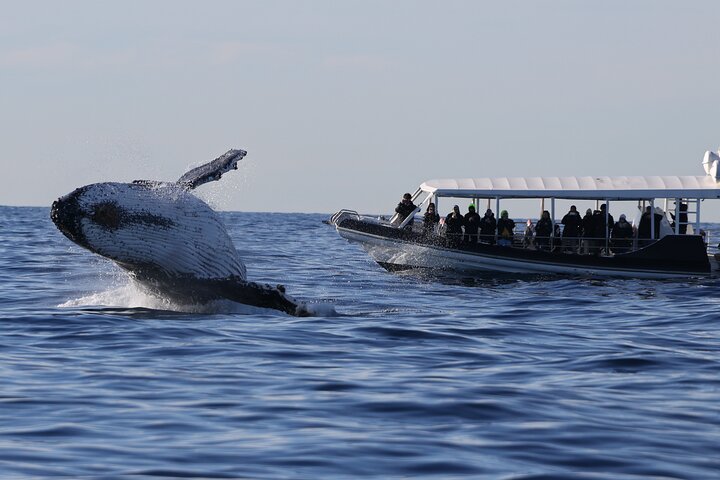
496, 210, 516, 247
553, 223, 562, 251
601, 204, 614, 235
591, 204, 614, 254
445, 205, 464, 247
637, 206, 651, 244
394, 193, 417, 229
670, 202, 689, 234
522, 219, 535, 248
479, 209, 497, 244
561, 205, 582, 252
422, 202, 440, 236
610, 214, 634, 253
463, 204, 481, 244
581, 208, 594, 254
534, 210, 553, 251
638, 206, 663, 246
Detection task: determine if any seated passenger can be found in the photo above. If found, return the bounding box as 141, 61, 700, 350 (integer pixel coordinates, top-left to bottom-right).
479, 208, 497, 244
496, 210, 515, 247
534, 210, 553, 251
422, 202, 440, 236
445, 205, 464, 247
463, 204, 481, 244
394, 193, 417, 229
610, 214, 634, 253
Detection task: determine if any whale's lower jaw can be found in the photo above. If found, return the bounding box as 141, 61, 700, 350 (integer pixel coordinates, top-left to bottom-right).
129, 270, 308, 317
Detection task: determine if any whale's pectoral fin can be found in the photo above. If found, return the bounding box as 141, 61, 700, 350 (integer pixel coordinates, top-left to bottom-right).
177, 149, 248, 190
212, 278, 310, 317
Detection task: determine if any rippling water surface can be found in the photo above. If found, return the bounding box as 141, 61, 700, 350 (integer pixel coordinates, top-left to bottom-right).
1, 206, 719, 478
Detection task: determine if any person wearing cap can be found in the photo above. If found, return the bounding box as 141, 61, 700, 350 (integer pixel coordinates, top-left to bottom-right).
445, 205, 465, 247
479, 208, 497, 244
394, 193, 417, 229
611, 214, 634, 253
496, 210, 515, 247
463, 204, 481, 244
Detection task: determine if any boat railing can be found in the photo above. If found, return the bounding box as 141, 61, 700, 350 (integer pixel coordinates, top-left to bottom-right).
397, 207, 422, 230
434, 230, 698, 255
329, 209, 361, 225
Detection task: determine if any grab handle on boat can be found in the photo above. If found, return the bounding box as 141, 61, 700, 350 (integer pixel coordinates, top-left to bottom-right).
328, 209, 361, 225
397, 206, 421, 230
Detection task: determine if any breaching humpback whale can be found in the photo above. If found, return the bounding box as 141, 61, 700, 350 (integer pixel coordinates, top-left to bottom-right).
51, 149, 310, 316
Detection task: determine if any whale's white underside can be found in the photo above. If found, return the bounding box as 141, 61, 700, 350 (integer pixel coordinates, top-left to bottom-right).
77, 182, 247, 280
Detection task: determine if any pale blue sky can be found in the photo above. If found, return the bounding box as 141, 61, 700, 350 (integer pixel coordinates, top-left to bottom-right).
2, 1, 719, 218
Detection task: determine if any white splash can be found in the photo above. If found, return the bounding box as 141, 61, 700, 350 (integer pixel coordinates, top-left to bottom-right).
58, 278, 337, 316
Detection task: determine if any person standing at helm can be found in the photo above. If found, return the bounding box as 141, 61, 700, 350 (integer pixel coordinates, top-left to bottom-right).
670, 202, 688, 234
394, 193, 417, 229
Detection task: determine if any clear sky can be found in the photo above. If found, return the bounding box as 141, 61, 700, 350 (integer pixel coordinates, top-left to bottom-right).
2, 1, 719, 218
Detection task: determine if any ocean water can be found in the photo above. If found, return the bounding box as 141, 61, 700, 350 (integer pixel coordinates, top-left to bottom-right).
1, 205, 719, 479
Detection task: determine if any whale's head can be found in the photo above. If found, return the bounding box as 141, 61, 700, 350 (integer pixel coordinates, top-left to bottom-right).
51, 182, 246, 279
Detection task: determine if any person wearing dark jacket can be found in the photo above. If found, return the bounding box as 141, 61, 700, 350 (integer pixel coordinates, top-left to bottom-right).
445, 205, 464, 247
534, 210, 553, 251
463, 204, 481, 244
479, 209, 497, 244
561, 205, 582, 252
638, 206, 663, 246
638, 206, 652, 240
422, 202, 440, 236
591, 204, 614, 254
394, 193, 417, 228
611, 214, 634, 253
496, 210, 515, 247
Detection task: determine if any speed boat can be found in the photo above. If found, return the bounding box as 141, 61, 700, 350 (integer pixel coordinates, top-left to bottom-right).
328, 149, 720, 278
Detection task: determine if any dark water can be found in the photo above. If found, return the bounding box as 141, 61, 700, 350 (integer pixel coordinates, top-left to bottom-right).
1, 206, 719, 479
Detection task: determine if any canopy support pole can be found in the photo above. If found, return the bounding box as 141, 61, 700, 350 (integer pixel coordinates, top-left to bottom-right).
550, 198, 556, 251
650, 199, 655, 240
605, 200, 610, 254
495, 197, 501, 243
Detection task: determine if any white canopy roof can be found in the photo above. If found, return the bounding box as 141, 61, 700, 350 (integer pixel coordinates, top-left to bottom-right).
419, 175, 720, 200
